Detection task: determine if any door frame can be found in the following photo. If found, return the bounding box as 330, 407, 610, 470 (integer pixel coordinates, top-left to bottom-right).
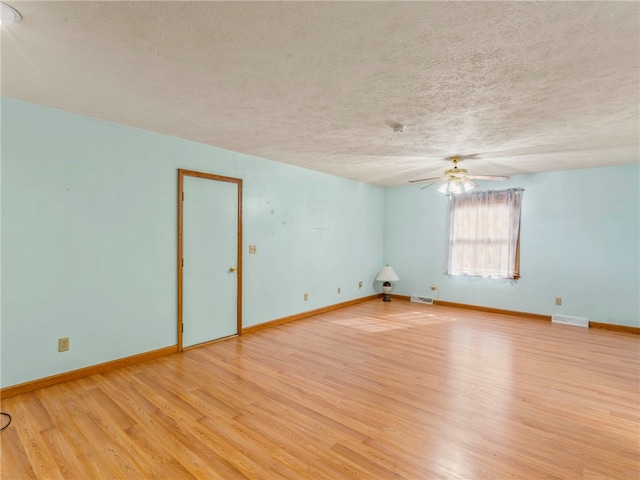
177, 169, 243, 351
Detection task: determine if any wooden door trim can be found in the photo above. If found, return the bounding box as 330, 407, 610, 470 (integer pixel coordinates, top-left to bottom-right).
177, 169, 243, 352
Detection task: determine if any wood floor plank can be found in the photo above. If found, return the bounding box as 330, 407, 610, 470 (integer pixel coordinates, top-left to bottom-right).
2, 299, 639, 479
39, 424, 97, 479
0, 423, 37, 479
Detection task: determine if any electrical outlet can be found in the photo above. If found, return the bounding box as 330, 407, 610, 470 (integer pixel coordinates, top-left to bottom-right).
337, 287, 341, 294
358, 281, 363, 289
249, 245, 257, 254
555, 297, 562, 306
58, 337, 69, 352
304, 293, 308, 301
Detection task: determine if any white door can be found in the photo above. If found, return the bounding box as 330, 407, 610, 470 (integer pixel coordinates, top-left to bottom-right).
181, 172, 241, 348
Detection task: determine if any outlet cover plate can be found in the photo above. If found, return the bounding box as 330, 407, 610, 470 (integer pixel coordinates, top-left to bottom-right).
58, 337, 69, 352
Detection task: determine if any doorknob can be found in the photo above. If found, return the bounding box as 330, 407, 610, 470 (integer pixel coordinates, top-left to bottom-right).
229, 267, 237, 273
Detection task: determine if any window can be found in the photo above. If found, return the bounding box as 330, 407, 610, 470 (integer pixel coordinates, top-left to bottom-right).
445, 188, 523, 279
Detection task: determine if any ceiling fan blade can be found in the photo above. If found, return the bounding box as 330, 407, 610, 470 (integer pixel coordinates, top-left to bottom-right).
467, 174, 510, 181
420, 179, 448, 190
408, 176, 445, 184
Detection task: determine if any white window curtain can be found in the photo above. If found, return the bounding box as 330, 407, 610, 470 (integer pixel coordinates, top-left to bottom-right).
445, 188, 524, 279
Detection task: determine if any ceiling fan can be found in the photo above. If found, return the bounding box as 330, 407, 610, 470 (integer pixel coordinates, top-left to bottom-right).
409, 156, 510, 194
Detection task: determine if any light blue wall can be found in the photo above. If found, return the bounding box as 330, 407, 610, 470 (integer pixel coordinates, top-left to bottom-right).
1, 97, 383, 388
384, 163, 640, 327
2, 96, 638, 389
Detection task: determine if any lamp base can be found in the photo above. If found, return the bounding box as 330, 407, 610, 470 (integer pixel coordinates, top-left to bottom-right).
382, 284, 392, 301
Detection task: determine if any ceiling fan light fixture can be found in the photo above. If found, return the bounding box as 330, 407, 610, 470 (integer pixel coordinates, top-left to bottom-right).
462, 179, 478, 192
439, 177, 477, 195
0, 2, 22, 25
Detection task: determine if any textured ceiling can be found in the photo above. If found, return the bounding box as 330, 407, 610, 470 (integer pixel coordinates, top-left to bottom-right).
1, 1, 638, 186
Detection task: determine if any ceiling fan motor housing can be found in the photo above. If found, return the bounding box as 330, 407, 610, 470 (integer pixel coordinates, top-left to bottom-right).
445, 167, 467, 177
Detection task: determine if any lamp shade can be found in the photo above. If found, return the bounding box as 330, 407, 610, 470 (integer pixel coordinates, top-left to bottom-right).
376, 265, 399, 282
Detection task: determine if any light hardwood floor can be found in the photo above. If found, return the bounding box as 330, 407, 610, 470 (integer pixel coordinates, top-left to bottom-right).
1, 300, 639, 479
